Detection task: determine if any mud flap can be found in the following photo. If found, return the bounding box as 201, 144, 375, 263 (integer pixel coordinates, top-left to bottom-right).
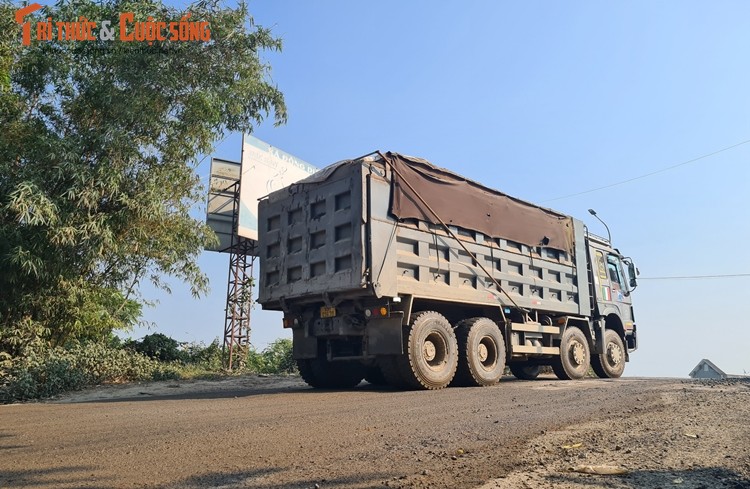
593, 318, 606, 354
292, 329, 318, 359
366, 313, 404, 355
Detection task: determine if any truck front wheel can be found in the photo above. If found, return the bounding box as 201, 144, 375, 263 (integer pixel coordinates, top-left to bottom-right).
591, 329, 626, 378
552, 327, 590, 380
452, 317, 505, 387
297, 358, 365, 389
396, 311, 458, 390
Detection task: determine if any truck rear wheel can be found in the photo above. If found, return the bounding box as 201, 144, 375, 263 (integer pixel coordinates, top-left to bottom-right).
396, 311, 458, 390
509, 363, 542, 380
364, 365, 388, 385
591, 329, 626, 378
296, 358, 365, 389
451, 317, 505, 387
551, 327, 590, 380
377, 356, 410, 388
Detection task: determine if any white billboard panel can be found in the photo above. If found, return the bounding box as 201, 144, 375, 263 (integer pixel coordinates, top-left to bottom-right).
238, 135, 318, 241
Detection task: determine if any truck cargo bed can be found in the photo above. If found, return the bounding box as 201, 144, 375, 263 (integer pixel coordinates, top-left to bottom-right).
258, 154, 591, 317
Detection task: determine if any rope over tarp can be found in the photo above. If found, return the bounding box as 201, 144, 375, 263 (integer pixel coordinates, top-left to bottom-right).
386, 152, 575, 255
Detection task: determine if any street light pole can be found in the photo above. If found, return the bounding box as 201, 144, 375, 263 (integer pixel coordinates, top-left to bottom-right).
588, 209, 612, 243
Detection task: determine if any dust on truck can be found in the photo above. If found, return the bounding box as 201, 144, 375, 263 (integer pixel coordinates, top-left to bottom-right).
257, 152, 638, 390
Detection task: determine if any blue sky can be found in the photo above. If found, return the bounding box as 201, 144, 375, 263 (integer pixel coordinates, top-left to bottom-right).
133, 1, 750, 378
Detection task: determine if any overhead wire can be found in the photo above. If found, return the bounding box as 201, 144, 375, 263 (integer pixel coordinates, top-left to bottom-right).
639, 273, 750, 280
542, 138, 750, 202
546, 139, 750, 282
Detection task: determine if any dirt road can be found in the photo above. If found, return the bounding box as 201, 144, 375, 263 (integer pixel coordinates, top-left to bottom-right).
1, 376, 748, 489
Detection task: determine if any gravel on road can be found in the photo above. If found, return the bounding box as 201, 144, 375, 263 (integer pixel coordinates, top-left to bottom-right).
0, 376, 747, 489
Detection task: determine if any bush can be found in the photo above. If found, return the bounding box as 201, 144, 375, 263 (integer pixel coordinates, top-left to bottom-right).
246, 339, 296, 374
127, 333, 184, 362
0, 342, 176, 403
181, 339, 224, 370
0, 335, 296, 403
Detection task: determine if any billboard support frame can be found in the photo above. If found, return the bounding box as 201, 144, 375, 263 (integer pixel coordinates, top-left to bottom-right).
222, 181, 257, 369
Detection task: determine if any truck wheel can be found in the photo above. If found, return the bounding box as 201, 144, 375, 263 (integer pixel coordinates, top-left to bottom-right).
509, 363, 542, 380
296, 359, 364, 389
551, 327, 590, 380
591, 329, 626, 378
397, 311, 458, 390
377, 355, 410, 388
297, 359, 321, 387
364, 365, 388, 385
451, 317, 505, 387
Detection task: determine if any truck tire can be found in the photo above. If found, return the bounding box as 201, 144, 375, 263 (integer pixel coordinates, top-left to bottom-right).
451, 317, 505, 387
377, 355, 410, 388
396, 311, 458, 390
591, 329, 626, 378
296, 359, 364, 389
509, 363, 542, 380
551, 327, 590, 380
364, 365, 388, 385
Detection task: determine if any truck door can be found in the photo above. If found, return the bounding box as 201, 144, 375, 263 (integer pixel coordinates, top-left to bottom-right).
592, 250, 629, 304
591, 248, 636, 335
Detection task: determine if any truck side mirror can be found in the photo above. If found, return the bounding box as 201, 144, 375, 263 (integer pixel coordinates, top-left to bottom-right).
628, 261, 638, 288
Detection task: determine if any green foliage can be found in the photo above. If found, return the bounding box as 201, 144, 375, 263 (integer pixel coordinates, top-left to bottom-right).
181, 339, 223, 371
127, 333, 182, 362
246, 339, 296, 374
0, 0, 286, 353
0, 335, 296, 403
0, 341, 177, 403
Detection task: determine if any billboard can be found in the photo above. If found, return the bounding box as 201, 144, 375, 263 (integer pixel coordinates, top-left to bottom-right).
205, 158, 241, 252
238, 135, 319, 241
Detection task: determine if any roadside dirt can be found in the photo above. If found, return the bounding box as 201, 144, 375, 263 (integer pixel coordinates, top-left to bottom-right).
480, 379, 750, 489
1, 376, 748, 488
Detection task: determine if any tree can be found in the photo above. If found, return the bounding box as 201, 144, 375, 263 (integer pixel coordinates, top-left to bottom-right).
128, 333, 182, 362
0, 0, 286, 355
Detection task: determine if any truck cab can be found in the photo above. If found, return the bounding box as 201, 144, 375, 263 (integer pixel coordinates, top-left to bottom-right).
587, 234, 638, 366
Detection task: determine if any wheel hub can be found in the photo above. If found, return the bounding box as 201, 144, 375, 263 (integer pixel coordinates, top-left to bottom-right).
423, 340, 437, 362
477, 343, 489, 362
571, 342, 585, 365
607, 343, 623, 366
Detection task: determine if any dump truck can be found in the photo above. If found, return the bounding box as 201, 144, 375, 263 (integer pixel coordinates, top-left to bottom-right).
257, 152, 638, 390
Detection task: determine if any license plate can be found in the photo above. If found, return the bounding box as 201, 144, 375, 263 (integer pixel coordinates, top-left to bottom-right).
320, 306, 336, 318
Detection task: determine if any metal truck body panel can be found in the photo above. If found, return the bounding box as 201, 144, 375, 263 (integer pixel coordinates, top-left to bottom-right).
259, 163, 368, 302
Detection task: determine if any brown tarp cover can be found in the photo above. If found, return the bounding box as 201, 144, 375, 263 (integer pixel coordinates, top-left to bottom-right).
385, 152, 574, 255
